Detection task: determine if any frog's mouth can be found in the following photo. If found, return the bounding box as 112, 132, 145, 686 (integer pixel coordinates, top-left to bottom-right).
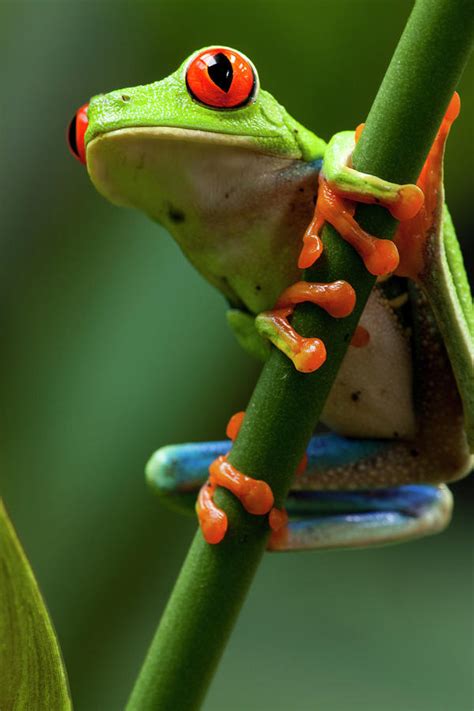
87, 125, 269, 150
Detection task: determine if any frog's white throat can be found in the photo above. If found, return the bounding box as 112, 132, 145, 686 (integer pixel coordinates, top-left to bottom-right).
86, 126, 303, 216
87, 126, 319, 312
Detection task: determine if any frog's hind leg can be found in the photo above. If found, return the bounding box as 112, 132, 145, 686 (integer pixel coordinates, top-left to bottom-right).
268, 484, 453, 551
148, 270, 471, 548
146, 434, 385, 514
392, 91, 473, 449
146, 437, 455, 550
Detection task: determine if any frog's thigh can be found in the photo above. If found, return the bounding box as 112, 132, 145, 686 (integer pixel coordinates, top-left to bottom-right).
146, 434, 381, 508
269, 484, 453, 551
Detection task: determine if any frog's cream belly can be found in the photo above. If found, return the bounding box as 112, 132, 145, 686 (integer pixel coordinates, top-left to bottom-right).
322, 289, 416, 439
87, 127, 319, 312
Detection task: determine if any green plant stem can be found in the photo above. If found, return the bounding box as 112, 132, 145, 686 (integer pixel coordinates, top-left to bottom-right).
127, 2, 473, 709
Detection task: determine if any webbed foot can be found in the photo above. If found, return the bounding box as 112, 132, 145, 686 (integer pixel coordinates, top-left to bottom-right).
255, 280, 356, 373
195, 411, 284, 544
301, 127, 424, 275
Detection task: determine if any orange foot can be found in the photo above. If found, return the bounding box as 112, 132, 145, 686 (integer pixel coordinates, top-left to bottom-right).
256, 280, 356, 373
304, 176, 403, 276
394, 92, 461, 280
298, 118, 430, 276
196, 454, 274, 544
300, 95, 460, 278
196, 412, 296, 545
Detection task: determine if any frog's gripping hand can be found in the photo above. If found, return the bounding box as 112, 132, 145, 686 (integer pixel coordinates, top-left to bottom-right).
253, 121, 421, 375
256, 281, 356, 373
147, 433, 453, 551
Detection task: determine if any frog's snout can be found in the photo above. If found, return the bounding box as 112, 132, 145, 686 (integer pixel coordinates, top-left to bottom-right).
67, 102, 89, 165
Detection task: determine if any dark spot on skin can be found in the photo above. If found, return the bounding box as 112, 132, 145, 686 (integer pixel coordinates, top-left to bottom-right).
410, 448, 419, 457
393, 431, 399, 438
299, 187, 304, 193
256, 285, 261, 291
293, 129, 299, 134
168, 206, 186, 223
225, 192, 230, 199
351, 391, 361, 402
121, 94, 131, 102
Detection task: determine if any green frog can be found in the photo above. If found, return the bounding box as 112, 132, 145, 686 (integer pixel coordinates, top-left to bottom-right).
68, 46, 472, 550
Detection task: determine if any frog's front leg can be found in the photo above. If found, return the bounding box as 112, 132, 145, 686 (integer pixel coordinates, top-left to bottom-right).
297, 128, 424, 275
256, 280, 356, 373
148, 270, 471, 549
253, 125, 423, 374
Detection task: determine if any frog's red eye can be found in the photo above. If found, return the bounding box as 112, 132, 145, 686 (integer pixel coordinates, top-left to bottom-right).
67, 103, 89, 164
186, 47, 257, 109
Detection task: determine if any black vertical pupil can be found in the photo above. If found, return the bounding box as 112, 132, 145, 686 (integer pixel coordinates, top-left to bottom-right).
68, 115, 79, 157
207, 53, 233, 93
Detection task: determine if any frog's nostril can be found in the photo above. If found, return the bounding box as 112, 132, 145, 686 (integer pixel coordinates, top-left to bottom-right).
67, 102, 89, 165
121, 94, 131, 102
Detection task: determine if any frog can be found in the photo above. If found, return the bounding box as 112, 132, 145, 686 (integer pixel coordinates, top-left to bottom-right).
68, 46, 473, 550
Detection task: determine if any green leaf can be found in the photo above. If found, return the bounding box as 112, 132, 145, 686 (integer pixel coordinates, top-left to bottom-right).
0, 499, 72, 710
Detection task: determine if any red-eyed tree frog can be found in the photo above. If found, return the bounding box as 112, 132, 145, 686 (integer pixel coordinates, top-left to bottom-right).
68, 46, 473, 550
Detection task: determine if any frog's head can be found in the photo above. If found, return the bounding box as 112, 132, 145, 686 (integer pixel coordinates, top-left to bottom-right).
68, 46, 323, 161
67, 47, 324, 213
67, 47, 326, 311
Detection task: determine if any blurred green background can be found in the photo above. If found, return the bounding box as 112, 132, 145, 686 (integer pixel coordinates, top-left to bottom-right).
1, 2, 472, 709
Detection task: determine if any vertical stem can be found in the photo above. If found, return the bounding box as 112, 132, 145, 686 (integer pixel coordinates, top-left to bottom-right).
127, 2, 473, 709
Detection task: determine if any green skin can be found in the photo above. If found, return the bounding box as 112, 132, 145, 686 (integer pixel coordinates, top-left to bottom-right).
83, 47, 473, 480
